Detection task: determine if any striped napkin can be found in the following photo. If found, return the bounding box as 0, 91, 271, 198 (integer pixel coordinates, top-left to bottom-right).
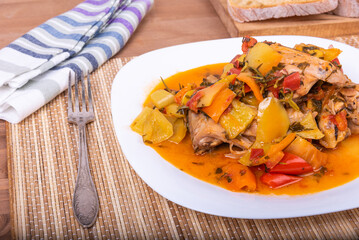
0, 0, 153, 123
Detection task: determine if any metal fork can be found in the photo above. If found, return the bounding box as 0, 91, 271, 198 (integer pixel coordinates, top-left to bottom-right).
68, 73, 99, 228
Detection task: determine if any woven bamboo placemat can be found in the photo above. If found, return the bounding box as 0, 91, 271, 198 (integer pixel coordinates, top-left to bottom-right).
7, 35, 359, 239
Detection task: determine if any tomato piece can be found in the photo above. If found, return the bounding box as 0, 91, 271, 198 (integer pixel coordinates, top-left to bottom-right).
242, 36, 257, 54
260, 173, 302, 189
244, 84, 252, 93
230, 54, 242, 68
335, 110, 347, 131
268, 86, 279, 98
250, 148, 264, 161
270, 152, 313, 175
186, 90, 203, 113
331, 58, 343, 72
283, 72, 301, 92
229, 67, 242, 75
328, 110, 347, 131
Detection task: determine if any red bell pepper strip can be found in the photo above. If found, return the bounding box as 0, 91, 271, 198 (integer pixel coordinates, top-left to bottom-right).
250, 148, 264, 161
260, 173, 302, 189
283, 72, 301, 92
328, 110, 347, 131
242, 36, 257, 54
244, 84, 252, 93
270, 152, 313, 175
268, 86, 280, 98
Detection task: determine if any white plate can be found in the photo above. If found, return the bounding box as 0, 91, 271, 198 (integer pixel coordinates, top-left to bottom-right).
111, 36, 359, 219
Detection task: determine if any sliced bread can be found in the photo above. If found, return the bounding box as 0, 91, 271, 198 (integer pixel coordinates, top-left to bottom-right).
227, 0, 339, 22
333, 0, 359, 17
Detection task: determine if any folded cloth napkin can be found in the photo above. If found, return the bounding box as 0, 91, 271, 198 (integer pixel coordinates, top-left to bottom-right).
0, 0, 153, 123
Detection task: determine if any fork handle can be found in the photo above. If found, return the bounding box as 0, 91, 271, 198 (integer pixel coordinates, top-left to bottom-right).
73, 124, 99, 228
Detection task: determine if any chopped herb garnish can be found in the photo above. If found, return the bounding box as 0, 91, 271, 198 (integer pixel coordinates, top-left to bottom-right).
290, 122, 305, 132
192, 162, 204, 165
160, 77, 171, 92
215, 168, 223, 174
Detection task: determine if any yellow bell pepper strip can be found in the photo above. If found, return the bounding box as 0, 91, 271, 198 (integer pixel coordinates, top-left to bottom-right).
221, 63, 235, 78
202, 88, 236, 123
237, 73, 263, 102
285, 136, 328, 171
323, 48, 342, 62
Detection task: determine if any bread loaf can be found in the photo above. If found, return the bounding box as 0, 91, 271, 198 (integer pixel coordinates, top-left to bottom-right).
227, 0, 339, 22
333, 0, 359, 17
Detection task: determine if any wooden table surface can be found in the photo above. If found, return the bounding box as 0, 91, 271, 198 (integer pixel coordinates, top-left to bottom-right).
0, 0, 229, 237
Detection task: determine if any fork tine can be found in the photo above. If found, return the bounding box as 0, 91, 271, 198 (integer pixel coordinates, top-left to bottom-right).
81, 74, 86, 112
74, 74, 80, 112
87, 74, 93, 112
68, 72, 73, 113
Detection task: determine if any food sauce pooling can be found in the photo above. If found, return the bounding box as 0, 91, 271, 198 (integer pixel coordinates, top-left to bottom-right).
145, 63, 359, 195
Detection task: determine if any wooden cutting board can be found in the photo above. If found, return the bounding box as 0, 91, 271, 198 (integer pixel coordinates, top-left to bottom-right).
210, 0, 359, 38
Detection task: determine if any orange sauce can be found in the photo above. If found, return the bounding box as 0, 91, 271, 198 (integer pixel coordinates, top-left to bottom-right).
145, 63, 359, 195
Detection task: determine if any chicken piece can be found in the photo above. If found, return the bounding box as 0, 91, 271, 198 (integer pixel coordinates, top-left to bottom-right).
243, 120, 257, 137
270, 44, 350, 98
286, 108, 304, 124
318, 111, 350, 148
187, 111, 251, 154
348, 120, 359, 135
340, 87, 359, 115
206, 75, 219, 84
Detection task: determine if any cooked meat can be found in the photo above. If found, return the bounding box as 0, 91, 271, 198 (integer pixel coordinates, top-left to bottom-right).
243, 120, 257, 137
318, 111, 350, 148
270, 44, 350, 98
324, 98, 346, 115
187, 111, 251, 154
206, 75, 219, 84
348, 120, 359, 135
341, 87, 359, 117
187, 111, 224, 154
286, 108, 305, 124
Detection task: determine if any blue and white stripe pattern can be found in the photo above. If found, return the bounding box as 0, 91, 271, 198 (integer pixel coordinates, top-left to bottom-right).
0, 0, 153, 123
